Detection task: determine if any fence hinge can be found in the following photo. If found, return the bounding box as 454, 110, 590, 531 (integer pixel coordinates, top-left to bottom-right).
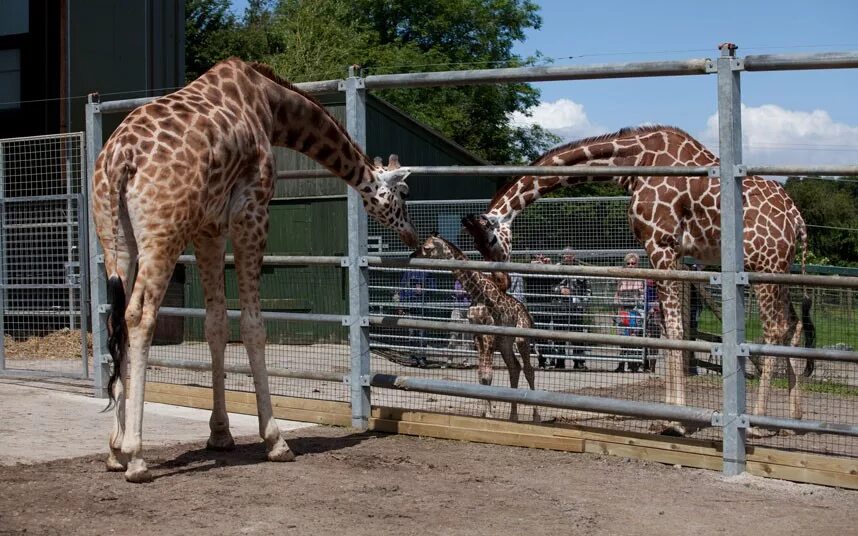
734, 164, 747, 177
98, 353, 113, 365
704, 59, 717, 73
95, 254, 105, 264
731, 57, 745, 71
711, 344, 722, 358
711, 412, 749, 429
738, 343, 750, 357
343, 374, 371, 386
98, 304, 111, 314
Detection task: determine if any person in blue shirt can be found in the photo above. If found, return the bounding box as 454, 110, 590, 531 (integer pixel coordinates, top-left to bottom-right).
395, 269, 437, 367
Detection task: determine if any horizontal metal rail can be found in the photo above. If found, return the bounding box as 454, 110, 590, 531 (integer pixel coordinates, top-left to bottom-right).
369, 373, 715, 423
158, 306, 346, 324
392, 165, 712, 177
95, 80, 341, 115
744, 342, 858, 364
146, 357, 343, 383
370, 315, 712, 353
175, 254, 344, 266
371, 256, 858, 289
743, 51, 858, 72
364, 59, 712, 89
747, 414, 858, 437
746, 165, 858, 177
368, 256, 713, 283
746, 271, 858, 288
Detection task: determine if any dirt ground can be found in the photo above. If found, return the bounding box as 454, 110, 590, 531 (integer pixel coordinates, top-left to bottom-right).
2, 425, 857, 536
1, 376, 857, 535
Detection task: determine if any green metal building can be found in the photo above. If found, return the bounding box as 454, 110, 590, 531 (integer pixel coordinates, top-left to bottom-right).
177, 94, 501, 344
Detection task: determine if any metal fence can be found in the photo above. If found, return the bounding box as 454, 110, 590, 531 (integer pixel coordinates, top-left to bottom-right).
81, 47, 858, 478
0, 132, 90, 379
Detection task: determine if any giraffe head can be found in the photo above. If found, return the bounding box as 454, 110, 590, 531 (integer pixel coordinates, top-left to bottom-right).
410, 233, 452, 260
461, 214, 512, 262
365, 155, 418, 248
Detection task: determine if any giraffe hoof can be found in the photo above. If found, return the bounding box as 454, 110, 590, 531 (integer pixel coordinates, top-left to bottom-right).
124, 459, 153, 483
206, 432, 236, 451
106, 450, 128, 472
659, 422, 688, 437
267, 440, 296, 462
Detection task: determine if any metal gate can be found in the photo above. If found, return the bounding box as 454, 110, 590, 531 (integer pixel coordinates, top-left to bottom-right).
0, 133, 90, 379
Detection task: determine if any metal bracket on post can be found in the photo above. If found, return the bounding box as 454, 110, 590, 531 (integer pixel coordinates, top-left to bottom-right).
704, 59, 717, 74
710, 272, 747, 286
341, 316, 369, 327
343, 374, 371, 387
711, 412, 749, 429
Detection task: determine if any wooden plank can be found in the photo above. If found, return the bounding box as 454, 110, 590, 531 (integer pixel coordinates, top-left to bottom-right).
145, 383, 858, 489
584, 439, 723, 471
747, 461, 858, 490
369, 418, 584, 453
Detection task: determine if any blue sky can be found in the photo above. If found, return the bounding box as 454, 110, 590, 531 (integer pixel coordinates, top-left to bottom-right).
230, 0, 858, 165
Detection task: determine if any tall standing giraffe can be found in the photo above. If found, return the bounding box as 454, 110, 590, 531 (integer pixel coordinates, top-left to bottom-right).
411, 235, 540, 422
462, 125, 813, 436
92, 57, 417, 482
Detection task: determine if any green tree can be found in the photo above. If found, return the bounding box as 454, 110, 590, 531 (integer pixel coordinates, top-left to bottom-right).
185, 0, 558, 163
785, 177, 858, 267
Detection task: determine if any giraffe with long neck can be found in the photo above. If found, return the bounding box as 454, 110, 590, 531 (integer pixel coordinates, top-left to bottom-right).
463, 125, 813, 436
411, 235, 539, 422
92, 57, 417, 482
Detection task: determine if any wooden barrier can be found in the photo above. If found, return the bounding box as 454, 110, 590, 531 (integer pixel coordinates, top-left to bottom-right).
145, 382, 858, 489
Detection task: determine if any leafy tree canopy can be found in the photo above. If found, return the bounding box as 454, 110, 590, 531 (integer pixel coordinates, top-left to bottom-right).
785, 176, 858, 267
185, 0, 560, 163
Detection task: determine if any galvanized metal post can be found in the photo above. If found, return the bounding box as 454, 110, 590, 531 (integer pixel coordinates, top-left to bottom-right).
716, 43, 748, 475
86, 95, 110, 399
0, 141, 6, 372
78, 133, 92, 379
342, 67, 372, 429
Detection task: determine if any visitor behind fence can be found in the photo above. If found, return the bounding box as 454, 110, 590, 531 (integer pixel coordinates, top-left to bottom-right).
614, 252, 645, 372
527, 253, 553, 368
447, 278, 473, 365
551, 248, 591, 370
395, 269, 436, 367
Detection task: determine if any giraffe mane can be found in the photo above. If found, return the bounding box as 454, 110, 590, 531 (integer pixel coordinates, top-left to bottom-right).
489, 124, 694, 206
433, 236, 468, 261
244, 59, 367, 165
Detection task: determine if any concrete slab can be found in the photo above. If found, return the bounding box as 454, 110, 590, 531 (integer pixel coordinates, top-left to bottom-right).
0, 378, 317, 466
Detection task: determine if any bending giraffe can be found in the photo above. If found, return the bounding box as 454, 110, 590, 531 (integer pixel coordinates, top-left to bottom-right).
92, 58, 417, 482
462, 125, 814, 437
411, 235, 540, 422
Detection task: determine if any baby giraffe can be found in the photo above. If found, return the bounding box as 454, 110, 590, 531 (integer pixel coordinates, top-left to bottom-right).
412, 235, 540, 422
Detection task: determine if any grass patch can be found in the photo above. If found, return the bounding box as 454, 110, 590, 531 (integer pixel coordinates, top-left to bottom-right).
745, 376, 858, 397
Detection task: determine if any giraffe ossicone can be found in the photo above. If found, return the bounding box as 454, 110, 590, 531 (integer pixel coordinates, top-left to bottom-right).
93, 57, 416, 482
465, 124, 814, 437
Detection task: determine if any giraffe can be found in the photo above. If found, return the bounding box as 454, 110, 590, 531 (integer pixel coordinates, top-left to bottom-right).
92, 57, 417, 482
411, 235, 540, 422
462, 125, 814, 437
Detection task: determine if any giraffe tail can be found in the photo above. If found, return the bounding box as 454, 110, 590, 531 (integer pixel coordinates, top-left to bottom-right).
102, 147, 135, 412
797, 216, 816, 377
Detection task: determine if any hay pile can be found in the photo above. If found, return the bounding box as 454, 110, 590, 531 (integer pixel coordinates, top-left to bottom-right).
3, 328, 93, 360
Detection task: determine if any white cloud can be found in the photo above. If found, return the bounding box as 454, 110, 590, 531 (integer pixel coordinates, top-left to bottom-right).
510, 98, 604, 142
701, 104, 858, 166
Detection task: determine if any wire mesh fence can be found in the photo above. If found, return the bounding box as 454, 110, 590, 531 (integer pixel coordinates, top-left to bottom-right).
0, 133, 89, 377
367, 198, 858, 457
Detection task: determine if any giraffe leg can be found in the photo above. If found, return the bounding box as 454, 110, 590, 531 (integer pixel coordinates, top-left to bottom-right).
750, 284, 801, 437
498, 337, 521, 421
121, 249, 181, 483
516, 337, 540, 422
106, 249, 137, 471
655, 275, 693, 436
229, 195, 293, 463
193, 234, 235, 451
468, 305, 495, 418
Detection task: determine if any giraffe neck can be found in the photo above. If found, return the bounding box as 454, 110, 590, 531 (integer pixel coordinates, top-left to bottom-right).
263, 82, 376, 188
486, 125, 716, 222
439, 240, 499, 305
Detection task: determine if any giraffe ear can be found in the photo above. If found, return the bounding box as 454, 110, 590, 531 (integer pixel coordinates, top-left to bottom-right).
373, 156, 384, 168
387, 154, 400, 170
